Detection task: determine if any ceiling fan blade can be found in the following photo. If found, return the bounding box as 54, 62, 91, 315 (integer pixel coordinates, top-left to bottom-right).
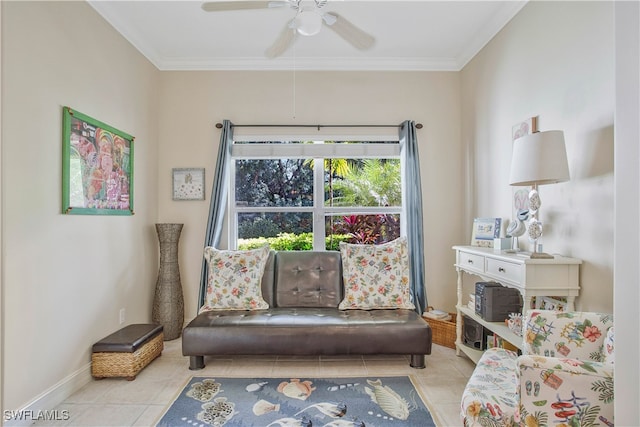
265, 23, 297, 58
201, 1, 287, 12
323, 12, 375, 50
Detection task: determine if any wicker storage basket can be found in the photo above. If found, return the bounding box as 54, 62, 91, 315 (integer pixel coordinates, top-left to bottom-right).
92, 331, 164, 380
422, 308, 457, 349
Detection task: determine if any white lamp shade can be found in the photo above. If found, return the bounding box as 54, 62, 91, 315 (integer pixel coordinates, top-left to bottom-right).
509, 130, 570, 186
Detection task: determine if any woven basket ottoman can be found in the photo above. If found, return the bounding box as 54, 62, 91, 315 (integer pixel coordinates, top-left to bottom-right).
92, 324, 163, 380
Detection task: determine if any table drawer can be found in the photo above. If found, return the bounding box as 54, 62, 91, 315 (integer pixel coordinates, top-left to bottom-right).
486, 258, 522, 284
459, 251, 485, 274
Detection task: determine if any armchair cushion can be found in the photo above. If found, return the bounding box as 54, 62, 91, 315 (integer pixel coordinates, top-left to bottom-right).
517, 354, 614, 427
523, 310, 613, 361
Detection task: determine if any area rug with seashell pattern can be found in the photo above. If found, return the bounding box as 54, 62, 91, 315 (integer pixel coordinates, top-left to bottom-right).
156, 376, 435, 427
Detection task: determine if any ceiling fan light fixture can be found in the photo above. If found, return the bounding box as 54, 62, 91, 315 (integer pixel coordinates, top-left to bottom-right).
296, 8, 322, 36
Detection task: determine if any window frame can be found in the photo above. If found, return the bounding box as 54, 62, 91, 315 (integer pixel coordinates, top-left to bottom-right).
229, 136, 402, 250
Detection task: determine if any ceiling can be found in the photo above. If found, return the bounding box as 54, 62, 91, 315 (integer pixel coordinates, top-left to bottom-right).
88, 0, 527, 71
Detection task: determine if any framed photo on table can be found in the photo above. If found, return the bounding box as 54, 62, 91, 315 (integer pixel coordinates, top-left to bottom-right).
172, 168, 205, 201
62, 107, 134, 215
471, 217, 502, 247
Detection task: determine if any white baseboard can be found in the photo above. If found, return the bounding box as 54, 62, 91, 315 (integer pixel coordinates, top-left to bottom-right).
3, 363, 92, 427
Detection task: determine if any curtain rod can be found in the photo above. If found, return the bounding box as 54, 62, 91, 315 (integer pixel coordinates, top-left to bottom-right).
215, 123, 423, 130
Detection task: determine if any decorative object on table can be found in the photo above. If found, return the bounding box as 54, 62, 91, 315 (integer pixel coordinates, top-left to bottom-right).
513, 188, 530, 213
505, 208, 529, 252
172, 168, 205, 201
506, 312, 523, 337
470, 218, 502, 247
509, 129, 570, 258
157, 376, 436, 427
507, 118, 536, 250
153, 223, 184, 340
62, 106, 134, 215
493, 238, 511, 250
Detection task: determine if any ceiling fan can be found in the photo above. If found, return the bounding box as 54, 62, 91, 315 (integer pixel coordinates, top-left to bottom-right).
201, 0, 376, 58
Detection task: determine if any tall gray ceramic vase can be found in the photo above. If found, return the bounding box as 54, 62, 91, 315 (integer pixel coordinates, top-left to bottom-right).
152, 223, 184, 340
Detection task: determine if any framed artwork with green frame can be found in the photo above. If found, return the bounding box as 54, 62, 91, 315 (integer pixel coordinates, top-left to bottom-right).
62, 106, 134, 215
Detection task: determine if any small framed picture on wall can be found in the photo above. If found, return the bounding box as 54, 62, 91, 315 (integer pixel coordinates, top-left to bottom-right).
172, 168, 205, 201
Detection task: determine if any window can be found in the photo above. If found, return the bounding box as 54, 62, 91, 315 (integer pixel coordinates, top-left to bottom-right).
230, 140, 402, 250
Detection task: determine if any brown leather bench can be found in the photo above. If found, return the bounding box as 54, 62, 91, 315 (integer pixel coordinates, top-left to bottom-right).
92, 324, 163, 380
182, 251, 431, 370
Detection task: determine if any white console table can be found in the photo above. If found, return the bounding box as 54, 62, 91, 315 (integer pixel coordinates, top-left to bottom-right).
453, 245, 582, 363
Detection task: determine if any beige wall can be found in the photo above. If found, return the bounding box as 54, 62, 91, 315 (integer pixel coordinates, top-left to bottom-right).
2, 2, 159, 411
157, 70, 464, 318
3, 0, 633, 419
461, 1, 614, 312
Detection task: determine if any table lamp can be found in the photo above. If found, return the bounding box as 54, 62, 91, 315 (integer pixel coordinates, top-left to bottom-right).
508, 130, 569, 258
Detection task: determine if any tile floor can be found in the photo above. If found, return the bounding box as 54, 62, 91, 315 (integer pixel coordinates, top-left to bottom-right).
34, 339, 475, 426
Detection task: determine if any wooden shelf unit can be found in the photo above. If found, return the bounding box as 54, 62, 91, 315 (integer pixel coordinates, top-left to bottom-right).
452, 245, 581, 362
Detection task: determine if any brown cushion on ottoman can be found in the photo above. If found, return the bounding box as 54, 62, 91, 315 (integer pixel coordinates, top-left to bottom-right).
92, 324, 163, 353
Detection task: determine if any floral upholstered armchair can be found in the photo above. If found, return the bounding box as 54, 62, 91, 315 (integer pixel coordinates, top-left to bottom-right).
461, 310, 614, 427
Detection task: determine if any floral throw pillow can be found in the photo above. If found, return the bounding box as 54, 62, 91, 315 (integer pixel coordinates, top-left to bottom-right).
200, 245, 270, 313
338, 237, 415, 310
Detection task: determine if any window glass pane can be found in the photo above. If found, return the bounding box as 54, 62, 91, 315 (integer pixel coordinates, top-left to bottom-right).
238, 212, 314, 250
325, 158, 401, 207
325, 214, 401, 250
232, 140, 403, 251
235, 159, 313, 207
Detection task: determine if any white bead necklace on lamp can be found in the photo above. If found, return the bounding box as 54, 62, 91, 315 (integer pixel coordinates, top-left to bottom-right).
508, 129, 570, 259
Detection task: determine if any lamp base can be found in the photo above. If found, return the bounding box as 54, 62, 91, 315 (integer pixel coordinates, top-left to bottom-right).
530, 251, 554, 259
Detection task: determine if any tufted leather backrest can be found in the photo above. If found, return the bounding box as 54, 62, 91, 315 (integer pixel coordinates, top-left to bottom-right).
259, 250, 277, 307
272, 251, 343, 308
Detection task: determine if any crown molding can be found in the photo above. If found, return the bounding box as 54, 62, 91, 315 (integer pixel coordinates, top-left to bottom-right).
154, 56, 461, 71
88, 1, 164, 68
455, 0, 528, 70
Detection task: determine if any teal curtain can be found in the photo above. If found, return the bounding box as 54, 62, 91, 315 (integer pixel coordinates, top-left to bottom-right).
400, 120, 427, 314
198, 120, 234, 310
